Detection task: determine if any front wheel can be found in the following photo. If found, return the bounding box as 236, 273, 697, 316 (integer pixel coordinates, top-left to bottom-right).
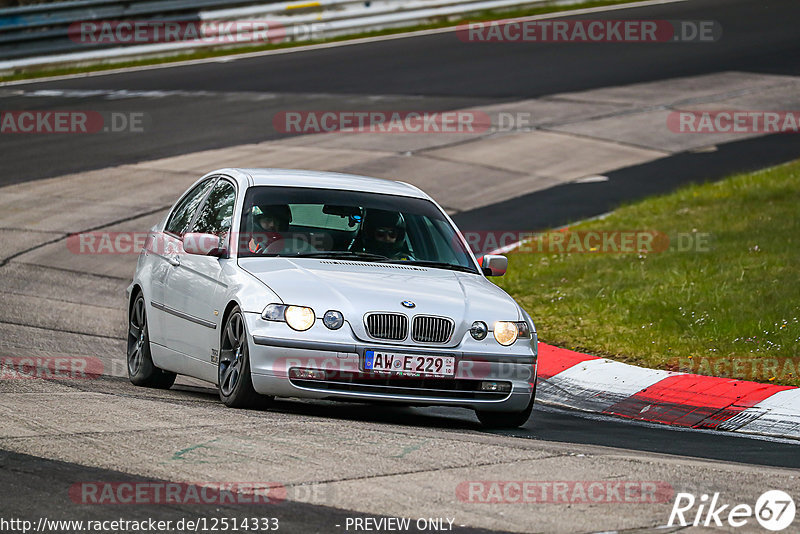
475, 383, 536, 429
127, 294, 176, 389
218, 307, 266, 408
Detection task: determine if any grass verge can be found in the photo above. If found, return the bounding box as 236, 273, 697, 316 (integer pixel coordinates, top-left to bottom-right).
497, 160, 800, 386
1, 0, 650, 83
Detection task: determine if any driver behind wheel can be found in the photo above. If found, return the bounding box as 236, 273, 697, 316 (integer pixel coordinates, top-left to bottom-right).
248, 204, 291, 253
361, 209, 414, 260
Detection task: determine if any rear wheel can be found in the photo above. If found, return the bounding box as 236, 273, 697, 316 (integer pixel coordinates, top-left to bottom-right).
127, 294, 176, 389
218, 307, 265, 408
475, 383, 536, 429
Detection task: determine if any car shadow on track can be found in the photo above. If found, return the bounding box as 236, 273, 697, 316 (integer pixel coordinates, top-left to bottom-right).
171, 382, 483, 431
164, 381, 800, 469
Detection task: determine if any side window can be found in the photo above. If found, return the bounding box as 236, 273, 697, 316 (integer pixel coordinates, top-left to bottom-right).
193, 180, 236, 237
165, 178, 216, 236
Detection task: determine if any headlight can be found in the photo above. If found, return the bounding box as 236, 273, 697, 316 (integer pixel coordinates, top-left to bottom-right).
285, 305, 315, 331
262, 303, 316, 331
323, 310, 344, 330
493, 321, 519, 346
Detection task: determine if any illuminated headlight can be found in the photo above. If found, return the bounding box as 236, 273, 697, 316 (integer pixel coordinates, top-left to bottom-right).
470, 321, 488, 340
285, 306, 315, 331
261, 303, 316, 331
493, 321, 519, 346
323, 310, 344, 330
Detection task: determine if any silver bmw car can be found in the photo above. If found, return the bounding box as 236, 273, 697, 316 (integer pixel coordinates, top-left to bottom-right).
126, 168, 538, 428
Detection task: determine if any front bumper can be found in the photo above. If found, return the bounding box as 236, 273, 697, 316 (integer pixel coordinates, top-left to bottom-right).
243, 313, 537, 412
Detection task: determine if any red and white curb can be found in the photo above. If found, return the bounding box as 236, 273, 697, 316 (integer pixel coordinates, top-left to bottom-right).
536, 344, 800, 440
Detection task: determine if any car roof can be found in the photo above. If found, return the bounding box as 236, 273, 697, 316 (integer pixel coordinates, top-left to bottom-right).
211, 168, 429, 199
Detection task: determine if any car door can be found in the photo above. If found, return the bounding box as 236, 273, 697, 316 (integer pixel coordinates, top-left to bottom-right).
162, 177, 237, 377
149, 177, 216, 348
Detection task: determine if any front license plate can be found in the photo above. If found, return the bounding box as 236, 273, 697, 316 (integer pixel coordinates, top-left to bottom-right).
364, 350, 455, 377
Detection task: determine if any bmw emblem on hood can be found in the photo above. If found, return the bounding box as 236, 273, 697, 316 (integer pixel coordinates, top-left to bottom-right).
401, 300, 416, 309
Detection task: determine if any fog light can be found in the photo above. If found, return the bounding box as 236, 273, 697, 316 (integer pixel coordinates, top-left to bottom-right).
290, 368, 326, 380
469, 321, 488, 340
480, 381, 512, 393
323, 310, 344, 330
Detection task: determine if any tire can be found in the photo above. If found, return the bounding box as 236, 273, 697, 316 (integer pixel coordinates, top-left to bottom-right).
127, 293, 177, 389
475, 382, 536, 429
218, 306, 265, 408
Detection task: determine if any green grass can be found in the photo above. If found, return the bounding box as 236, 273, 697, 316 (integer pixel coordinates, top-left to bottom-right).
497, 161, 800, 385
0, 0, 649, 83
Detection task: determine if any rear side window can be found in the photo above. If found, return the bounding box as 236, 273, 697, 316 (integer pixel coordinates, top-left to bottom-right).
165, 178, 215, 235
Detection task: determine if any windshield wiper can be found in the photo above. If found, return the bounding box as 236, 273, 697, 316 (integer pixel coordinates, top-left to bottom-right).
386, 260, 477, 273
292, 251, 390, 261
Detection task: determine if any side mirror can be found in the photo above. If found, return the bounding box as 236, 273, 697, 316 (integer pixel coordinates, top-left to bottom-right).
479, 254, 507, 277
183, 233, 225, 257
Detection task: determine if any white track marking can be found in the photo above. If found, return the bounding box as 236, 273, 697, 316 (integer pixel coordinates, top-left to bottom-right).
721, 389, 800, 439
540, 358, 678, 413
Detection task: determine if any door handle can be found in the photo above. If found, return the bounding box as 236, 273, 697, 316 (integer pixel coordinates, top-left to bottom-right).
167, 255, 181, 267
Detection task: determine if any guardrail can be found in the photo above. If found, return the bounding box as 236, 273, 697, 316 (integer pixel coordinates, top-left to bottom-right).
0, 0, 575, 73
0, 0, 286, 58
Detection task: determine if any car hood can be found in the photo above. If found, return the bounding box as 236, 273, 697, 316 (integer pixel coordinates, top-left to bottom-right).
238, 257, 521, 346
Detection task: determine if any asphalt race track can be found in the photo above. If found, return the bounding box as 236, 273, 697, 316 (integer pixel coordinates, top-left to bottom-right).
2, 0, 800, 532
2, 0, 800, 185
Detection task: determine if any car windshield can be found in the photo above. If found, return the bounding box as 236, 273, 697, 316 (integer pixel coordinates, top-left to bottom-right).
237, 186, 478, 273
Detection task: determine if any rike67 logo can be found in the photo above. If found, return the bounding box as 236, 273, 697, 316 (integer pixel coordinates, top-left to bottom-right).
669, 490, 796, 531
